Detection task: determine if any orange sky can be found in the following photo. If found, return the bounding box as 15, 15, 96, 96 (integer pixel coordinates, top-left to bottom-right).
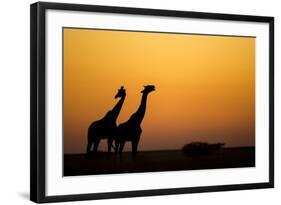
63, 28, 255, 154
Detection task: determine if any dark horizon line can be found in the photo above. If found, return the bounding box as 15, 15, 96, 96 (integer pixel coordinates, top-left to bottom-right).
64, 146, 255, 155
63, 26, 256, 39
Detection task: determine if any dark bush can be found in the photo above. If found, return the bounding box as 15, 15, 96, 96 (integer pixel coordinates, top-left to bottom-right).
182, 142, 224, 156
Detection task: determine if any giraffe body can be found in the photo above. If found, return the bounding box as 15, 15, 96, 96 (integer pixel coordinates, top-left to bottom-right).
87, 87, 126, 154
115, 85, 155, 157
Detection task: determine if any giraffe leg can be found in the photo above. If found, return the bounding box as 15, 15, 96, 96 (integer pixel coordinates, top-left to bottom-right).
132, 139, 140, 160
107, 137, 113, 153
119, 140, 125, 154
86, 142, 93, 154
118, 140, 126, 163
114, 139, 119, 155
93, 138, 100, 153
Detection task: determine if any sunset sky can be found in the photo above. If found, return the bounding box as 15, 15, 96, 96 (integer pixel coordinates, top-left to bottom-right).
63, 28, 255, 154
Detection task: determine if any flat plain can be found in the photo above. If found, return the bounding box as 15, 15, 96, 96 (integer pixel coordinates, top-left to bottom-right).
64, 147, 255, 176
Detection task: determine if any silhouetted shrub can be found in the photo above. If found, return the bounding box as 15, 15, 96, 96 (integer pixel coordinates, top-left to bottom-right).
182, 142, 224, 156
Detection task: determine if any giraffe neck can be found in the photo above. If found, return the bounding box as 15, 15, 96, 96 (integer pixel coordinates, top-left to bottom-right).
104, 96, 125, 122
130, 92, 148, 125
111, 95, 126, 120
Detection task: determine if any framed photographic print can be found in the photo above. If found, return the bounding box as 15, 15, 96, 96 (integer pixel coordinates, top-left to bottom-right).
30, 1, 274, 203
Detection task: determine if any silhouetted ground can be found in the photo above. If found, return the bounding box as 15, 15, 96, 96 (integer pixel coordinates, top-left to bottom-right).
64, 147, 255, 176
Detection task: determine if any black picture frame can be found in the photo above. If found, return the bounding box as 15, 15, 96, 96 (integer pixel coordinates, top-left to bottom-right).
30, 1, 274, 203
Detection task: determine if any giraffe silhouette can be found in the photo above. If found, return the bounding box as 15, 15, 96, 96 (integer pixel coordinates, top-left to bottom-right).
115, 85, 155, 158
87, 86, 126, 154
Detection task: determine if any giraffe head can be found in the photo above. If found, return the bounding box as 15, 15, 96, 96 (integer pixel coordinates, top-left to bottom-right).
141, 85, 156, 94
115, 86, 126, 98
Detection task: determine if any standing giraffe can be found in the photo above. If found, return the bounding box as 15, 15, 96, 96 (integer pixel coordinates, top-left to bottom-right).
115, 85, 155, 157
87, 86, 126, 154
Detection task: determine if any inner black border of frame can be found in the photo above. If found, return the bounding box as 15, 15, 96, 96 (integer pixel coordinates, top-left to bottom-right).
30, 1, 274, 203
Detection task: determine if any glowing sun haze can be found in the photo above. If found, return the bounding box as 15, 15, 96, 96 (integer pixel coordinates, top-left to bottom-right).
63, 28, 255, 154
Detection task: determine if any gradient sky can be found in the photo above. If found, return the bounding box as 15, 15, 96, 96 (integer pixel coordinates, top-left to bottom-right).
63, 28, 255, 154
